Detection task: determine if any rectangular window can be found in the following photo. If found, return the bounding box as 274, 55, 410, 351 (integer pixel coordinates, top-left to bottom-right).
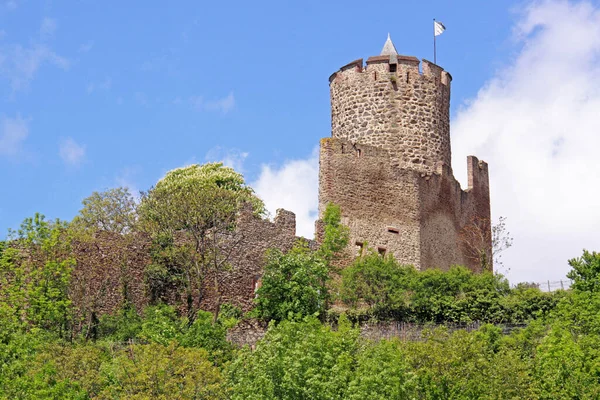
378, 247, 387, 256
387, 227, 400, 234
389, 64, 397, 72
355, 241, 364, 257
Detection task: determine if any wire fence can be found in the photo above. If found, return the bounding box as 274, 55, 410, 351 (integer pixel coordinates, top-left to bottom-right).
511, 280, 572, 292
360, 321, 528, 342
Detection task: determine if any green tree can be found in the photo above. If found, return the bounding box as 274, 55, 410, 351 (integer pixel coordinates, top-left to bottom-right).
567, 250, 600, 293
139, 162, 265, 322
317, 202, 349, 263
100, 342, 225, 399
347, 339, 416, 400
1, 213, 74, 337
254, 243, 329, 321
340, 251, 415, 317
227, 316, 358, 400
71, 187, 138, 235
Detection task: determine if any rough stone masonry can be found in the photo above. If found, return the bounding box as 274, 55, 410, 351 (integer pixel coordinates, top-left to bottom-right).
317, 35, 492, 272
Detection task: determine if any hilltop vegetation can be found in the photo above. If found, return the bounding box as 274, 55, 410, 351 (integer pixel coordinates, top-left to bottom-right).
0, 162, 598, 399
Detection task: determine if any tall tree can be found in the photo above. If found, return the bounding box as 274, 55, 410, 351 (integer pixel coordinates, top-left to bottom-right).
70, 187, 137, 235
138, 162, 264, 322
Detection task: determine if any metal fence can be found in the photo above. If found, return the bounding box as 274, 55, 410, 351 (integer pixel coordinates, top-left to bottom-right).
511, 280, 572, 292
359, 321, 528, 342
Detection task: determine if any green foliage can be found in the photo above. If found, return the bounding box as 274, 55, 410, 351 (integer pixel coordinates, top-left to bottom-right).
100, 342, 225, 399
404, 326, 533, 399
227, 316, 359, 399
139, 163, 265, 233
347, 339, 415, 399
317, 202, 349, 263
340, 253, 560, 324
97, 306, 143, 342
71, 187, 138, 235
340, 251, 414, 314
567, 250, 600, 293
139, 162, 264, 321
0, 213, 74, 336
254, 243, 330, 322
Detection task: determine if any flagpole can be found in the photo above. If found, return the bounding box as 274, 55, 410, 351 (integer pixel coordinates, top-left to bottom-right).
433, 18, 437, 65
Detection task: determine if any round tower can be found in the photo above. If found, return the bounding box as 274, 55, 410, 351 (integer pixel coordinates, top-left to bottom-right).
328, 34, 452, 173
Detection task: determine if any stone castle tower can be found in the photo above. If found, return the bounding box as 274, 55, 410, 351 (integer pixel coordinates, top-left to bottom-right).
318, 35, 492, 271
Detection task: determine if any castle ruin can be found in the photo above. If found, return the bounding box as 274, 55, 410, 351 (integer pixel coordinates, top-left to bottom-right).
317, 35, 492, 272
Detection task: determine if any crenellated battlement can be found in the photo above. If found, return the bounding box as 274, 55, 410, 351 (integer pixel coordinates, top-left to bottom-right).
329, 55, 452, 89
329, 50, 452, 175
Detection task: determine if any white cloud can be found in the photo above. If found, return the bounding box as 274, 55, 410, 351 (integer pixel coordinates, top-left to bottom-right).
4, 0, 17, 10
188, 92, 235, 114
0, 115, 28, 156
40, 17, 57, 41
59, 138, 86, 166
79, 41, 94, 53
0, 44, 69, 91
115, 166, 142, 201
0, 19, 69, 92
205, 92, 235, 114
452, 0, 600, 283
205, 146, 249, 172
252, 148, 319, 239
86, 77, 111, 94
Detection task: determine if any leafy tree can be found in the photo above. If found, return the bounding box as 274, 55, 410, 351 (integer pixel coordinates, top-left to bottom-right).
100, 342, 225, 399
491, 216, 514, 271
227, 316, 358, 399
567, 250, 600, 293
139, 162, 265, 322
254, 243, 329, 321
317, 202, 349, 263
71, 187, 138, 235
1, 213, 74, 337
347, 339, 415, 399
460, 216, 513, 273
403, 326, 533, 399
340, 251, 414, 317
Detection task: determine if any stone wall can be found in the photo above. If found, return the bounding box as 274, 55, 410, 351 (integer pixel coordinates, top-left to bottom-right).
69, 207, 303, 328
330, 56, 452, 174
318, 136, 491, 271
318, 137, 421, 266
200, 206, 301, 314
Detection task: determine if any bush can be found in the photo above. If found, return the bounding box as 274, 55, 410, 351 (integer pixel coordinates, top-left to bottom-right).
254, 243, 329, 322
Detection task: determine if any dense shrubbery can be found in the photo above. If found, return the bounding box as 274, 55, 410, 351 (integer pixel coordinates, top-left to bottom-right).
338, 251, 564, 324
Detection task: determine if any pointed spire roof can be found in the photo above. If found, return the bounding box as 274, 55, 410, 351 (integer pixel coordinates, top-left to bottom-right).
380, 33, 398, 56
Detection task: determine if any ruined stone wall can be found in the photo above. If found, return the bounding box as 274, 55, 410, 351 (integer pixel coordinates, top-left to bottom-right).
69, 208, 302, 326
318, 137, 491, 271
417, 156, 491, 271
329, 56, 452, 174
200, 207, 301, 313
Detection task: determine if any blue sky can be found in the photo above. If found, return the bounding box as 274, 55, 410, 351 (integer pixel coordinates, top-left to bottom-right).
2, 0, 599, 284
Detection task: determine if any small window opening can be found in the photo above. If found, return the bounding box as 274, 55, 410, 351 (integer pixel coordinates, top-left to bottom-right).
389, 63, 397, 73
406, 72, 410, 83
355, 241, 364, 257
253, 276, 262, 298
387, 227, 400, 234
356, 148, 362, 157
378, 247, 387, 256
373, 71, 377, 81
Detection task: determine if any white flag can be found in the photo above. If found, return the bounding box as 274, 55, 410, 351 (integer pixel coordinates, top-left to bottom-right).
434, 21, 446, 36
